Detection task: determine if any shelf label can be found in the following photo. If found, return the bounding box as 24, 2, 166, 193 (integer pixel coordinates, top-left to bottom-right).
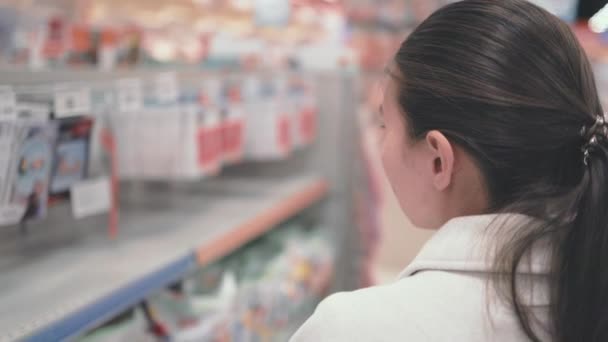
0, 204, 26, 226
71, 177, 111, 219
0, 87, 16, 121
116, 78, 143, 113
155, 72, 179, 104
54, 87, 91, 118
17, 102, 51, 122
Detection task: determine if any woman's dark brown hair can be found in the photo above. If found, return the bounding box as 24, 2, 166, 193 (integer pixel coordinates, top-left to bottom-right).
393, 0, 606, 341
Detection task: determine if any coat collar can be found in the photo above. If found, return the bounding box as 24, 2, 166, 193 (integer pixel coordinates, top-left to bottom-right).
399, 214, 552, 279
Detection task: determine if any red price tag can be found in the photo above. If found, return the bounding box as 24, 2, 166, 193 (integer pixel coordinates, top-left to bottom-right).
220, 119, 244, 162
278, 114, 292, 154
229, 120, 244, 154
300, 107, 317, 144
220, 121, 231, 155
198, 126, 221, 169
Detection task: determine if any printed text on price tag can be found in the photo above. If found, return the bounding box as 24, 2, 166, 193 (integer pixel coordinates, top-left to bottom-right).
54, 87, 91, 118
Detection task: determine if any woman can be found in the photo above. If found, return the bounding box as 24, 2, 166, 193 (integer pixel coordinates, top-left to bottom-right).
291, 0, 607, 341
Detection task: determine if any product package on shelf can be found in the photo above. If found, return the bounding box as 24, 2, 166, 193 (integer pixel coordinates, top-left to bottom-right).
140, 104, 182, 180
4, 84, 112, 227
0, 99, 55, 226
175, 78, 223, 180
49, 117, 94, 200
147, 283, 202, 337
41, 16, 69, 68
299, 78, 319, 147
109, 78, 141, 180
146, 224, 334, 341
10, 120, 56, 223
47, 85, 96, 203
287, 76, 318, 149
243, 76, 292, 161
0, 7, 18, 65
177, 88, 205, 180
220, 80, 246, 165
66, 24, 96, 67
141, 73, 181, 180
277, 76, 301, 151
115, 27, 142, 68
197, 80, 223, 177
0, 127, 22, 225
112, 72, 183, 181
0, 88, 19, 218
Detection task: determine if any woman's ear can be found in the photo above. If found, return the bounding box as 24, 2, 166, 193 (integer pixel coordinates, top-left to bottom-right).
425, 130, 455, 191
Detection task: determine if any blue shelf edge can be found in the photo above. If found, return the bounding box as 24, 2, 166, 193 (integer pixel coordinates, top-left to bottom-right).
24, 253, 197, 342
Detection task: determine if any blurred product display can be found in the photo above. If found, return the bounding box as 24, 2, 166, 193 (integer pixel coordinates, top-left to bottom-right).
146, 224, 333, 342
0, 0, 606, 341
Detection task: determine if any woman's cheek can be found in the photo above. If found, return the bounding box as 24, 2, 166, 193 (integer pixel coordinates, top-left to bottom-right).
380, 131, 401, 185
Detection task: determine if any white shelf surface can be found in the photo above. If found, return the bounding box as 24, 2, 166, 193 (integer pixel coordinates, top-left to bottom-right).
0, 174, 327, 342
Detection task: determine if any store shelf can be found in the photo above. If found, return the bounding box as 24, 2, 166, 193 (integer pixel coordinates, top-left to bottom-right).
0, 175, 328, 342
196, 179, 329, 265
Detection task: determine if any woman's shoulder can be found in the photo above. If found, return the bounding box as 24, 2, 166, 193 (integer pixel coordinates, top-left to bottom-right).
290, 270, 489, 342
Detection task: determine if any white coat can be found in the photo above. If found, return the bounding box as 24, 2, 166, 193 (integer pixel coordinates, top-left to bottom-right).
290, 214, 552, 341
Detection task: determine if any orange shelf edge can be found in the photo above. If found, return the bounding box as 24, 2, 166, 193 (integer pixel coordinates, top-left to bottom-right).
196, 179, 329, 266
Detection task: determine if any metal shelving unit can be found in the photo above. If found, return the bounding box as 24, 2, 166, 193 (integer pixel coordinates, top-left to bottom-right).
0, 174, 328, 342
0, 68, 364, 342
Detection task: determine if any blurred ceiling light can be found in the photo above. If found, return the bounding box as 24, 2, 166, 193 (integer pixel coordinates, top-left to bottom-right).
231, 0, 252, 11
149, 39, 177, 61
589, 3, 608, 33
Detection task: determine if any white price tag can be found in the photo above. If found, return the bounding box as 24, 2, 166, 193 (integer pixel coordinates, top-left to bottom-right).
54, 87, 91, 118
0, 89, 16, 121
71, 177, 111, 219
116, 78, 143, 113
228, 103, 244, 120
0, 204, 26, 226
202, 79, 221, 103
17, 103, 50, 122
155, 72, 179, 104
205, 110, 221, 127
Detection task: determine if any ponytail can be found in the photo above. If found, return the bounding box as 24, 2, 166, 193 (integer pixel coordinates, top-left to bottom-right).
554, 142, 608, 341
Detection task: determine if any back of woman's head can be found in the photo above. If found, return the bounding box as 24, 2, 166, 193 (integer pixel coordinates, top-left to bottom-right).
393, 0, 607, 341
